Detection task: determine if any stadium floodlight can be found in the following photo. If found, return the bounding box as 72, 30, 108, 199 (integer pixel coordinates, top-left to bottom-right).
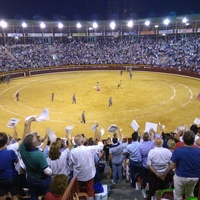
182, 17, 188, 24
145, 20, 150, 26
58, 22, 63, 29
110, 21, 116, 30
155, 25, 159, 28
93, 22, 98, 29
76, 22, 82, 29
0, 20, 8, 28
22, 22, 27, 28
40, 22, 46, 29
163, 18, 170, 26
127, 20, 133, 28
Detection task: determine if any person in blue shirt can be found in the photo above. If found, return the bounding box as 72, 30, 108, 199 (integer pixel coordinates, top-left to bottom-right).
0, 132, 19, 200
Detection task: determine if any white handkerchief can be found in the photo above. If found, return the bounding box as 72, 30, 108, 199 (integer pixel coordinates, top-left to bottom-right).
48, 129, 57, 142
194, 118, 200, 125
130, 120, 139, 131
36, 108, 49, 122
145, 122, 158, 133
107, 124, 117, 132
7, 118, 20, 128
100, 127, 105, 135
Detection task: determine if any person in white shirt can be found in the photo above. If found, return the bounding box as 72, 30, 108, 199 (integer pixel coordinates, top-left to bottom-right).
147, 138, 172, 200
69, 124, 103, 199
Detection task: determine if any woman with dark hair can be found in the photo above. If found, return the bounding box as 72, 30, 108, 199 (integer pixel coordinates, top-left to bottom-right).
45, 174, 68, 200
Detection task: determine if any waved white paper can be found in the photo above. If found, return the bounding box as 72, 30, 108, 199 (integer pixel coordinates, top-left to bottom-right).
48, 129, 57, 142
107, 124, 117, 132
7, 118, 20, 128
100, 127, 105, 135
91, 124, 96, 132
145, 122, 158, 133
174, 125, 186, 133
194, 118, 200, 125
36, 108, 49, 122
65, 125, 74, 131
130, 120, 139, 131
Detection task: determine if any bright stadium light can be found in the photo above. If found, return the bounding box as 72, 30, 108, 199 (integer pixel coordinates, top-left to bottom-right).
40, 22, 46, 29
110, 21, 116, 30
76, 22, 82, 29
145, 20, 150, 26
163, 18, 170, 26
22, 22, 27, 28
155, 25, 159, 28
0, 20, 8, 28
58, 22, 63, 29
127, 20, 133, 28
182, 17, 188, 24
93, 22, 98, 29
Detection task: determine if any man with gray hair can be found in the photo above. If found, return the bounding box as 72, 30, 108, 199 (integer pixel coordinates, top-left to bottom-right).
69, 124, 103, 199
147, 137, 172, 200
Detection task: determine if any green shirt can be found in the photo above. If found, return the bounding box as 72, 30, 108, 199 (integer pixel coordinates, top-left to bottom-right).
20, 143, 48, 180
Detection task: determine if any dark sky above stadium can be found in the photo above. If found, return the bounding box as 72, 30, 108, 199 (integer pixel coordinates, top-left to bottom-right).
0, 0, 200, 21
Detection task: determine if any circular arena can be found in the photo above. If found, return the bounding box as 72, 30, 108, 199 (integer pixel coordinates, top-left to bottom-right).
1, 16, 200, 138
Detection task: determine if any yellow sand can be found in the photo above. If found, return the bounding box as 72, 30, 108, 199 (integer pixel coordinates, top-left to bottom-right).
0, 70, 200, 139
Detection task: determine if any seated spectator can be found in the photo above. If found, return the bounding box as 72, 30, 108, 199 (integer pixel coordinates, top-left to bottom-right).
163, 130, 200, 200
45, 174, 68, 200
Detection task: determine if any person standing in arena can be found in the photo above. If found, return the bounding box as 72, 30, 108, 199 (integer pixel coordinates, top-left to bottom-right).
51, 93, 54, 102
80, 111, 86, 124
108, 97, 112, 107
72, 93, 76, 104
15, 92, 19, 101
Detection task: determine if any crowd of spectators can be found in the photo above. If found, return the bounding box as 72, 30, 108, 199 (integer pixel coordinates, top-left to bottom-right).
0, 35, 200, 74
0, 116, 200, 200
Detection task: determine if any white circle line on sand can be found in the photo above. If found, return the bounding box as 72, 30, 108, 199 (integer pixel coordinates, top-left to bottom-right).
0, 73, 195, 123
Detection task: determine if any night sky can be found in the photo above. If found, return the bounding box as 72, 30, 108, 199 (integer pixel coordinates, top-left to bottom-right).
0, 0, 200, 21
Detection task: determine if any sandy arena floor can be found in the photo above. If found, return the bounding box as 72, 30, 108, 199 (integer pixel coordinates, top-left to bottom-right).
0, 70, 200, 139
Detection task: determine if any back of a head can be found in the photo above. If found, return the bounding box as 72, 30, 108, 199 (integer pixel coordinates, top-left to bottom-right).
107, 137, 112, 144
74, 134, 84, 146
88, 138, 95, 146
132, 131, 138, 141
112, 137, 118, 144
0, 132, 8, 148
154, 138, 163, 147
49, 142, 61, 160
23, 134, 37, 151
50, 174, 68, 196
167, 139, 176, 150
143, 132, 150, 141
190, 124, 198, 135
183, 130, 195, 146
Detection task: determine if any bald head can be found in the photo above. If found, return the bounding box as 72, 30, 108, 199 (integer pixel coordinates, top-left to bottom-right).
154, 138, 163, 147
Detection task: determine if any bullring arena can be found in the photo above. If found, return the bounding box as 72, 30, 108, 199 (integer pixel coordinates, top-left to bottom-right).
1, 68, 200, 139
1, 16, 200, 139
